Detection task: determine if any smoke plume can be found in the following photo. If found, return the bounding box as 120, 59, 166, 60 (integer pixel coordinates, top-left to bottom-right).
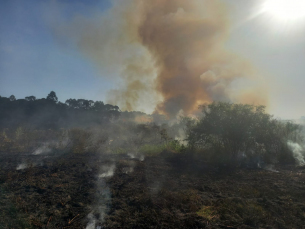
54, 0, 268, 118
287, 141, 305, 166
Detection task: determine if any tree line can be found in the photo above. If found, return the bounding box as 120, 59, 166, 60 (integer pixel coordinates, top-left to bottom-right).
1, 92, 304, 166
0, 91, 121, 129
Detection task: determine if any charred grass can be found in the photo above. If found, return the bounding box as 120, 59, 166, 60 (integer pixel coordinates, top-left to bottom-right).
0, 150, 305, 228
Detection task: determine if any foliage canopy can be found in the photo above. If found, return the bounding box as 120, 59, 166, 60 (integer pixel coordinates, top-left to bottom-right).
186, 102, 302, 166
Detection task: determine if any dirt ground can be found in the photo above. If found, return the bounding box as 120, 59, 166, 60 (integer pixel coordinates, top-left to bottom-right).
0, 150, 305, 229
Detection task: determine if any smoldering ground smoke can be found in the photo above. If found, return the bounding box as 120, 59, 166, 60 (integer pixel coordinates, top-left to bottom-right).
54, 0, 268, 118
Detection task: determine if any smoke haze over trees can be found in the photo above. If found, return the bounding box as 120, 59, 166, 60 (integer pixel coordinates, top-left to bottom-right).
185, 102, 302, 166
1, 90, 305, 228
1, 0, 305, 227
1, 91, 304, 167
0, 91, 120, 129
54, 0, 268, 118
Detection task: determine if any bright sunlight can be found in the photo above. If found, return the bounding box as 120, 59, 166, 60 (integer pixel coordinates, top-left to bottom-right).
262, 0, 305, 22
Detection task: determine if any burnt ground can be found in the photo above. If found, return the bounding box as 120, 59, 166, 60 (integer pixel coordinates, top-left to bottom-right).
0, 150, 305, 228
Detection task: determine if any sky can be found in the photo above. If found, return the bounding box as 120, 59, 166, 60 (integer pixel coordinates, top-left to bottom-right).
0, 0, 305, 119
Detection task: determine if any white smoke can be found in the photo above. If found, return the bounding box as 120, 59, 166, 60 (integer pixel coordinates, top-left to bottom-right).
127, 152, 145, 161
98, 164, 116, 178
16, 163, 28, 170
287, 140, 305, 166
32, 143, 52, 155
122, 160, 136, 174
174, 128, 187, 146
122, 166, 134, 174
85, 212, 97, 229
86, 163, 116, 228
16, 161, 43, 170
32, 138, 70, 155
263, 164, 279, 173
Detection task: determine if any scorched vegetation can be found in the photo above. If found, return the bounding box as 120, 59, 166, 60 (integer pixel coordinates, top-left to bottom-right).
0, 93, 305, 228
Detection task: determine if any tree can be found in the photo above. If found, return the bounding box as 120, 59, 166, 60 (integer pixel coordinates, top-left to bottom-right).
46, 91, 58, 103
186, 102, 301, 166
76, 99, 93, 110
9, 95, 16, 101
105, 104, 120, 111
93, 101, 105, 112
25, 96, 36, 101
65, 99, 78, 108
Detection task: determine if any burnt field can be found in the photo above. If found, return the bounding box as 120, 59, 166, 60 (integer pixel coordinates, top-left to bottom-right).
2, 0, 305, 226
0, 150, 305, 229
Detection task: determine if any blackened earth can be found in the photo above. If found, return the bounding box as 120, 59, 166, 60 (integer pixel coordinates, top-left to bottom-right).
0, 151, 305, 228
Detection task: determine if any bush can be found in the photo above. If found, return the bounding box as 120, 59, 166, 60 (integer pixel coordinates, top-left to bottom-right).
186, 102, 302, 166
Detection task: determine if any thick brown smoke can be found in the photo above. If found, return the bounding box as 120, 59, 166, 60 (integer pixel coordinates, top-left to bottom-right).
54, 0, 268, 118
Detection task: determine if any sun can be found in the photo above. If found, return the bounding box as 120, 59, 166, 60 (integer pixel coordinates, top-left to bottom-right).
262, 0, 305, 22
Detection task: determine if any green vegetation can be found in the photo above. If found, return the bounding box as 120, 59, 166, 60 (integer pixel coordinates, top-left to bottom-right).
139, 140, 184, 156
185, 102, 303, 166
1, 93, 305, 228
1, 92, 304, 167
0, 91, 120, 130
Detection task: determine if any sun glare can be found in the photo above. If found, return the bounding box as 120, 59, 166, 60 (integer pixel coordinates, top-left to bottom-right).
262, 0, 305, 22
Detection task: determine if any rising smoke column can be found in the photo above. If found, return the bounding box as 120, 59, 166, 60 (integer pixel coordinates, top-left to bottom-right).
137, 0, 268, 117
54, 0, 268, 118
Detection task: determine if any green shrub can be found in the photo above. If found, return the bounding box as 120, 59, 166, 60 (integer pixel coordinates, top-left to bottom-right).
186, 102, 302, 166
139, 144, 166, 156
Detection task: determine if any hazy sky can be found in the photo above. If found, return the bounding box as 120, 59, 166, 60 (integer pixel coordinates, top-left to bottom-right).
1, 0, 304, 119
